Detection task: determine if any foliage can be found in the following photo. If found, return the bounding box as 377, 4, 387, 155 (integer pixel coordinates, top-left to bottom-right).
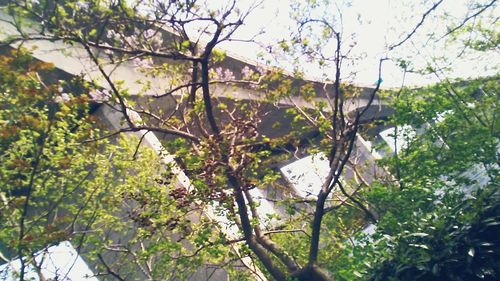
380, 76, 499, 189
342, 22, 500, 279
0, 49, 104, 262
0, 50, 240, 280
1, 0, 498, 280
334, 185, 499, 281
332, 75, 499, 280
370, 186, 499, 281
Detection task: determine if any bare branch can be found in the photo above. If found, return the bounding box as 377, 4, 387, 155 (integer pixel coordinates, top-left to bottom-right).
80, 40, 136, 128
439, 0, 497, 40
132, 131, 149, 160
82, 126, 200, 144
389, 0, 445, 50
337, 181, 378, 223
97, 254, 126, 281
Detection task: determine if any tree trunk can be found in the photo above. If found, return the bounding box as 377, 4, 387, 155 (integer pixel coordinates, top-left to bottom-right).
293, 263, 332, 281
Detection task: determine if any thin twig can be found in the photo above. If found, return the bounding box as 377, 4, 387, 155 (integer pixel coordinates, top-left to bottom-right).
439, 0, 497, 40
82, 126, 200, 144
97, 254, 126, 281
389, 0, 445, 50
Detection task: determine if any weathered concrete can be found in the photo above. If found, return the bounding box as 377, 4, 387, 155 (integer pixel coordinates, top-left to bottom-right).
0, 10, 389, 119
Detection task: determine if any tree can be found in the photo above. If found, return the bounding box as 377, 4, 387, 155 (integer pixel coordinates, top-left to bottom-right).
0, 49, 114, 279
0, 48, 239, 280
330, 75, 499, 280
0, 49, 115, 280
329, 54, 499, 281
0, 49, 251, 280
1, 0, 497, 280
333, 182, 499, 281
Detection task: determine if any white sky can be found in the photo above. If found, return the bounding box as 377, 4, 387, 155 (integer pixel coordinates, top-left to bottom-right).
217, 0, 498, 88
0, 241, 97, 281
281, 153, 331, 198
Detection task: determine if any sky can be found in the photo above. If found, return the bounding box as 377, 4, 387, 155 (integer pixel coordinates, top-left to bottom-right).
0, 241, 97, 281
215, 0, 498, 88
